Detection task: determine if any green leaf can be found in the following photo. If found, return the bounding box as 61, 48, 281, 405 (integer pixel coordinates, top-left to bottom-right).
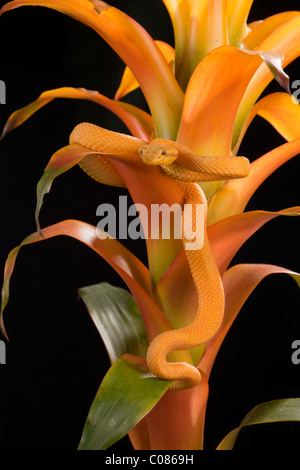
78, 354, 172, 450
35, 143, 98, 234
217, 398, 300, 450
79, 282, 148, 363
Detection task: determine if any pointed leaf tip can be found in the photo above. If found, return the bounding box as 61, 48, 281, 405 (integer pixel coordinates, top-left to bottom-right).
259, 50, 291, 95
217, 398, 300, 450
78, 354, 172, 450
244, 49, 291, 95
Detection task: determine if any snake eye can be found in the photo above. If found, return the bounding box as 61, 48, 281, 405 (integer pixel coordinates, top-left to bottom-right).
161, 149, 167, 156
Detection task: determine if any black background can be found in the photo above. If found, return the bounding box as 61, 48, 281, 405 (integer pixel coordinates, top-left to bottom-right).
0, 0, 299, 451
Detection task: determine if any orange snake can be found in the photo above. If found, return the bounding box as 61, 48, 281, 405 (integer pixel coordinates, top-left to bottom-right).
70, 123, 250, 390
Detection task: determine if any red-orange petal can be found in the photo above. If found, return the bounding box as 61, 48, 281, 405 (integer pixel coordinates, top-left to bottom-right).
208, 138, 300, 224
199, 263, 300, 378
209, 207, 300, 276
243, 11, 300, 50
0, 87, 151, 141
234, 14, 300, 146
0, 219, 174, 342
1, 0, 184, 138
235, 92, 300, 153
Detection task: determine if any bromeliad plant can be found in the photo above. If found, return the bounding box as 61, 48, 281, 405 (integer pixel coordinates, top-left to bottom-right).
1, 0, 300, 450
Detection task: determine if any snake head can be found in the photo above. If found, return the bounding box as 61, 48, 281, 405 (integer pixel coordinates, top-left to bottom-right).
139, 142, 178, 166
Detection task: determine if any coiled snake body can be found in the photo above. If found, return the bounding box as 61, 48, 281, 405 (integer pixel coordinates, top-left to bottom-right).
70, 123, 250, 390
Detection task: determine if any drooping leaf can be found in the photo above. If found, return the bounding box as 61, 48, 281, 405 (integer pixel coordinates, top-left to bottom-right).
0, 0, 184, 138
79, 282, 148, 364
249, 50, 290, 96
243, 11, 300, 50
156, 206, 300, 290
200, 263, 300, 377
0, 219, 174, 342
208, 137, 300, 224
216, 398, 300, 450
208, 207, 300, 275
0, 87, 151, 141
78, 354, 172, 450
233, 14, 300, 147
234, 92, 300, 154
34, 139, 135, 234
35, 143, 109, 233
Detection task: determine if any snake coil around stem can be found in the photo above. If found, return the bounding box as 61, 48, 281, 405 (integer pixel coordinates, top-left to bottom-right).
70, 123, 250, 391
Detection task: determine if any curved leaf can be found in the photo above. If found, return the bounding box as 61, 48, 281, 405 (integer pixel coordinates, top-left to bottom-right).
0, 0, 184, 138
79, 282, 148, 364
208, 207, 300, 275
35, 143, 109, 233
243, 11, 300, 50
34, 142, 130, 233
0, 87, 151, 141
247, 49, 290, 96
234, 92, 300, 154
233, 14, 300, 147
208, 138, 300, 224
0, 219, 174, 342
78, 354, 172, 450
217, 398, 300, 450
199, 264, 300, 377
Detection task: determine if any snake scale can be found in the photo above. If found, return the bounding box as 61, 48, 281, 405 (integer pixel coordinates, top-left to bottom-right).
70, 123, 250, 390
